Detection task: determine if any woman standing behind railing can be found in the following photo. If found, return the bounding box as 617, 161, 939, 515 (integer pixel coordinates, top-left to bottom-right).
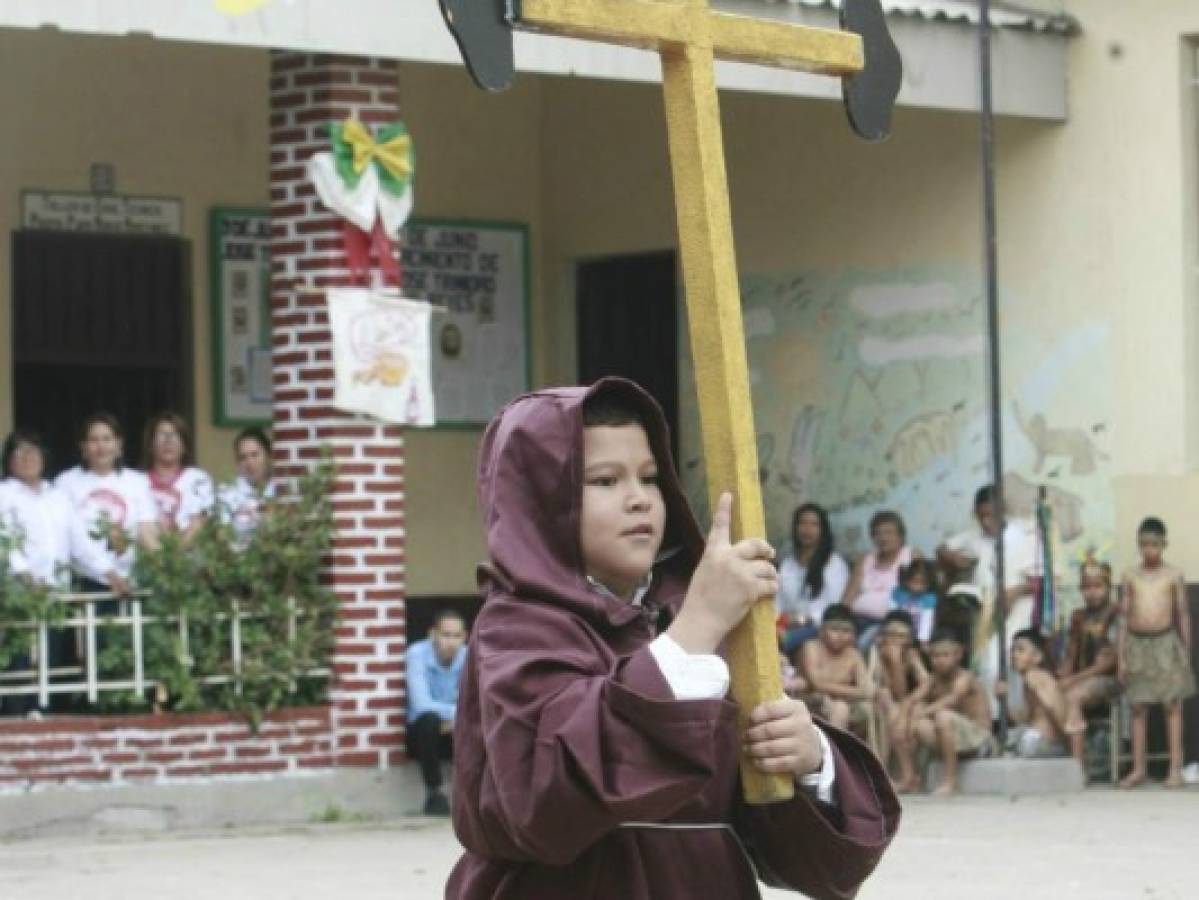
217, 427, 277, 544
141, 412, 215, 545
0, 429, 129, 714
54, 413, 159, 596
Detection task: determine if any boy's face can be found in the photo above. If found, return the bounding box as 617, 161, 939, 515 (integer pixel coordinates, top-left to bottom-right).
820, 621, 855, 652
1138, 532, 1166, 566
1010, 637, 1041, 675
905, 570, 929, 595
975, 500, 998, 537
1080, 574, 1110, 609
580, 424, 666, 600
929, 640, 962, 676
430, 616, 467, 665
879, 623, 912, 651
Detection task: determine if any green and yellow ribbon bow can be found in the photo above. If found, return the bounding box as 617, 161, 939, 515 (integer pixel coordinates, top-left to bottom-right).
331, 119, 414, 196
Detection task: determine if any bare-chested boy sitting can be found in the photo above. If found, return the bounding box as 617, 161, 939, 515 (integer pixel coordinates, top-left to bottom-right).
1118, 517, 1195, 788
875, 610, 929, 793
800, 603, 874, 737
997, 629, 1068, 758
910, 629, 995, 795
1058, 557, 1120, 764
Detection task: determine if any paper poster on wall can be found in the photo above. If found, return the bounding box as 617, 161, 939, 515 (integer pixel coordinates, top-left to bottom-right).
327, 288, 435, 427
399, 219, 530, 426
210, 208, 272, 426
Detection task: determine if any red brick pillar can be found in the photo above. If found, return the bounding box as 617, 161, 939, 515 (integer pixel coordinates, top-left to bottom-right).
269, 52, 406, 768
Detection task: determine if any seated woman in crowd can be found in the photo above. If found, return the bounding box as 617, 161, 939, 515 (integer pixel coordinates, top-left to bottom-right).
142, 412, 214, 544
217, 427, 276, 542
775, 502, 850, 662
0, 429, 129, 714
0, 429, 126, 594
55, 413, 159, 594
842, 510, 913, 651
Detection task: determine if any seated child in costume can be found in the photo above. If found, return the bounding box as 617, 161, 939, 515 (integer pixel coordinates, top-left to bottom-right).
910, 629, 996, 795
1117, 517, 1195, 789
874, 610, 930, 793
891, 558, 938, 646
996, 629, 1068, 759
800, 603, 875, 738
1058, 556, 1120, 764
446, 380, 899, 900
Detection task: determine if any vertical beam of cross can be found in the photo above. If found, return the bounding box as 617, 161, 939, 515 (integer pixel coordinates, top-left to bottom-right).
659, 11, 791, 803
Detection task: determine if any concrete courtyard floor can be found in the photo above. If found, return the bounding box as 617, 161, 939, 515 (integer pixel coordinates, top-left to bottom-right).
0, 788, 1194, 899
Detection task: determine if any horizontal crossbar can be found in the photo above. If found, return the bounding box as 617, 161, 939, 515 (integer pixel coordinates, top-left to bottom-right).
517, 0, 863, 75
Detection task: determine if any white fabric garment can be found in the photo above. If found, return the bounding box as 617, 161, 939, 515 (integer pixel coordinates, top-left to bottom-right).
945, 519, 1039, 718
217, 476, 278, 542
944, 519, 1039, 597
307, 152, 414, 238
775, 552, 850, 624
649, 633, 836, 804
585, 573, 837, 803
0, 478, 114, 585
145, 466, 215, 532
54, 467, 157, 579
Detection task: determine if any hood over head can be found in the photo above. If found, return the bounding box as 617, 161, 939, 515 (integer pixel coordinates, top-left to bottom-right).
476, 378, 704, 628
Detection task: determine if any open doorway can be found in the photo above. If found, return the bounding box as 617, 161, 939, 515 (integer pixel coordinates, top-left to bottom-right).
576, 250, 679, 459
12, 230, 191, 475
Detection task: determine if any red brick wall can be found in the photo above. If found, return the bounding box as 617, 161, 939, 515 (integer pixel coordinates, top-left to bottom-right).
0, 707, 332, 788
269, 52, 408, 769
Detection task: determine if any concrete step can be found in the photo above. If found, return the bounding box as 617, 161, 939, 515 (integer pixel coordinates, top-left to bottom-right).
925, 756, 1086, 795
0, 766, 438, 839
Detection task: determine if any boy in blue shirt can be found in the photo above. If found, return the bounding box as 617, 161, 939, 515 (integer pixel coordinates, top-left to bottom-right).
406, 608, 468, 814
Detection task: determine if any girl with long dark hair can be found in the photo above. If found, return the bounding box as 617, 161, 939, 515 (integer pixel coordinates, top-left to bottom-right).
776, 503, 849, 659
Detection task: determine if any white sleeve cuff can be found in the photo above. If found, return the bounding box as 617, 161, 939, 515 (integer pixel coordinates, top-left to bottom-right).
648, 633, 730, 700
799, 726, 836, 805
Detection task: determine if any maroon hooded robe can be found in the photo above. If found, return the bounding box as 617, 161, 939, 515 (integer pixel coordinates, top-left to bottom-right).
447, 379, 900, 899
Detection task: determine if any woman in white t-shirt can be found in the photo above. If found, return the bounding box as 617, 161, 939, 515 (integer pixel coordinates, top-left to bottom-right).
0, 429, 125, 593
0, 428, 130, 714
776, 503, 850, 661
55, 413, 160, 588
141, 412, 214, 544
217, 427, 277, 543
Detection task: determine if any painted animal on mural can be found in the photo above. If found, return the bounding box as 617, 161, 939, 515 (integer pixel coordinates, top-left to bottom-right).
1012, 399, 1108, 477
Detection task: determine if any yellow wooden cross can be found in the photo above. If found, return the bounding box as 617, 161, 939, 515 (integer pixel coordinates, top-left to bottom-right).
442, 0, 900, 803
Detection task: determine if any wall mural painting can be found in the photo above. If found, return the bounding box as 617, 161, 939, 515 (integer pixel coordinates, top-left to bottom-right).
679, 269, 1114, 586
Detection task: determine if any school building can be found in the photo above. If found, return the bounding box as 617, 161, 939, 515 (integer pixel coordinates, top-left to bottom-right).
0, 0, 1197, 808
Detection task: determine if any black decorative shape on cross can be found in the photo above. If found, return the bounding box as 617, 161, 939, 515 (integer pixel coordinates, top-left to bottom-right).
439, 0, 516, 92
840, 0, 903, 142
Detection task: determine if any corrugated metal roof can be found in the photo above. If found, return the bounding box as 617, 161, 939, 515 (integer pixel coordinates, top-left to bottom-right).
761, 1, 1079, 35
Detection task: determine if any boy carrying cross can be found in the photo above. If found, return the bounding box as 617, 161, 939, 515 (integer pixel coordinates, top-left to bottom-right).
447, 379, 898, 899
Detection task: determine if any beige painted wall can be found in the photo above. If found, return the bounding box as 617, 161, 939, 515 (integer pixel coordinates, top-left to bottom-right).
0, 33, 543, 599
393, 62, 546, 596
6, 4, 1199, 589
1002, 1, 1199, 572
0, 28, 266, 479
535, 5, 1199, 575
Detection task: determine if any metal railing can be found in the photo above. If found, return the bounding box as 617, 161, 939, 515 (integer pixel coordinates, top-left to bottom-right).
0, 591, 327, 710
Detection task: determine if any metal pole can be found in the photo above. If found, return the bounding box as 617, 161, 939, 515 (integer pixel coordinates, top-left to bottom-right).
978, 0, 1009, 747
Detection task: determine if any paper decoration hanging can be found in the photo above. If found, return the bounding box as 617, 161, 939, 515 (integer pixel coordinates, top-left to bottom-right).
327, 287, 435, 427
308, 119, 415, 286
